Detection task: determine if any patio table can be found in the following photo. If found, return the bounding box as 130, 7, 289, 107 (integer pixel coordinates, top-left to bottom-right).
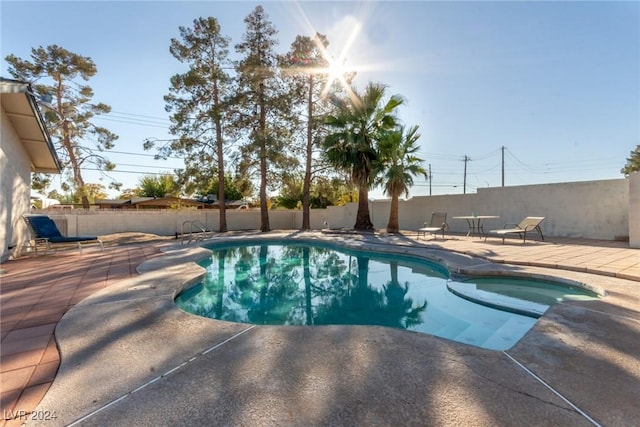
453, 215, 500, 237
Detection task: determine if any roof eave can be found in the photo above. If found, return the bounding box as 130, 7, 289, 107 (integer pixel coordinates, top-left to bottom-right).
1, 78, 62, 173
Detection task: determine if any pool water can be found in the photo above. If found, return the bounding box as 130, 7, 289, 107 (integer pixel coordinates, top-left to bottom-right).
447, 276, 598, 318
175, 241, 597, 351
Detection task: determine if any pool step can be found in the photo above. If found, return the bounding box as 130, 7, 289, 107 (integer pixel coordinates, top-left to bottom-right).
452, 323, 497, 348
480, 317, 538, 350
449, 316, 538, 351
447, 281, 549, 318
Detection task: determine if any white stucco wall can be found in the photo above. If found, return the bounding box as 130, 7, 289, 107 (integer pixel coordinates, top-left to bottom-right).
39, 178, 630, 243
480, 180, 628, 239
629, 172, 640, 248
53, 204, 360, 238
370, 179, 629, 240
0, 104, 32, 262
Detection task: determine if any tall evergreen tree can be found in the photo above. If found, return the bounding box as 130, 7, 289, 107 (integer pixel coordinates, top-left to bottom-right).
621, 145, 640, 176
235, 5, 297, 232
150, 17, 233, 231
6, 45, 118, 208
280, 34, 329, 230
280, 33, 356, 230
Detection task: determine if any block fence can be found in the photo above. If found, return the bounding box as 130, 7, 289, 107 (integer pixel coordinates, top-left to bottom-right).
371, 178, 631, 241
34, 177, 637, 249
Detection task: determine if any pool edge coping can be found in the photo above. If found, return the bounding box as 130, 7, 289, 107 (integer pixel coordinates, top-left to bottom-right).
29, 231, 640, 426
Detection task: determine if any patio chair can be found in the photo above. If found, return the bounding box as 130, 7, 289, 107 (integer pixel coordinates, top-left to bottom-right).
486, 216, 545, 244
418, 212, 448, 239
23, 214, 103, 254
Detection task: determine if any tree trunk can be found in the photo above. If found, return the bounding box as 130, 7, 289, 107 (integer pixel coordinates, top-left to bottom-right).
213, 77, 227, 232
386, 194, 400, 233
259, 97, 270, 232
301, 75, 313, 231
81, 195, 90, 209
260, 147, 269, 232
62, 120, 89, 209
390, 261, 398, 284
357, 256, 369, 289
354, 185, 374, 230
303, 247, 313, 325
214, 249, 226, 318
218, 169, 227, 232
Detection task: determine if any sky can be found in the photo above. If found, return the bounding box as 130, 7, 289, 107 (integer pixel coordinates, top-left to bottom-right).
2, 0, 639, 199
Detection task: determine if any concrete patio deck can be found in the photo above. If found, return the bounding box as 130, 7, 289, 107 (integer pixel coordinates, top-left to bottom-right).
1, 232, 638, 426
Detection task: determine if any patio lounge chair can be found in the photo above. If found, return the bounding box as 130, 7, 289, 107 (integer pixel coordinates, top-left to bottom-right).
23, 214, 103, 254
418, 212, 448, 239
486, 216, 545, 244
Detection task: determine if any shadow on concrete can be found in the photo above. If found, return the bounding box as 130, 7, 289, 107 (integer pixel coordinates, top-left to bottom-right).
19, 233, 640, 426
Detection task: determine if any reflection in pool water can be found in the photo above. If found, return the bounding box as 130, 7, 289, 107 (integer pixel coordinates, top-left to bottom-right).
175, 241, 594, 350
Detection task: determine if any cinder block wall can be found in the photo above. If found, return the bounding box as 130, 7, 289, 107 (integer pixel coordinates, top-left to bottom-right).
42, 178, 631, 243
371, 179, 629, 240
629, 172, 640, 248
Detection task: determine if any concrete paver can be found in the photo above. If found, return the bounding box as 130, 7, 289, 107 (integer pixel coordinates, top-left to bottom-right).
1, 242, 166, 427
1, 232, 638, 426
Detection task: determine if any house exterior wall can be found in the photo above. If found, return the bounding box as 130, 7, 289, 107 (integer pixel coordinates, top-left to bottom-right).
1, 104, 32, 262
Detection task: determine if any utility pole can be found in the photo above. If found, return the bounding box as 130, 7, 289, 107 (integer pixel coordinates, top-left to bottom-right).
501, 145, 505, 187
463, 155, 470, 194
428, 163, 432, 196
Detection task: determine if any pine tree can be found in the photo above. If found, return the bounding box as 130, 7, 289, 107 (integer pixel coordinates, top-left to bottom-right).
235, 5, 298, 232
151, 17, 233, 231
5, 45, 118, 208
621, 145, 640, 176
279, 33, 357, 230
279, 34, 328, 229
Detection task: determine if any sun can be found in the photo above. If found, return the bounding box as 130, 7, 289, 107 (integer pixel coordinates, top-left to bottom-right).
315, 33, 359, 98
285, 4, 376, 99
322, 56, 351, 94
286, 1, 397, 96
326, 57, 346, 84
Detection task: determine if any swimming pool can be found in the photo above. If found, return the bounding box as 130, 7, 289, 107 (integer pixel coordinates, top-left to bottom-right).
175, 240, 598, 351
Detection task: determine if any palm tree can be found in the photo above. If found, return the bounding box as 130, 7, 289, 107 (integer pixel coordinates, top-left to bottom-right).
377, 125, 428, 233
322, 82, 404, 230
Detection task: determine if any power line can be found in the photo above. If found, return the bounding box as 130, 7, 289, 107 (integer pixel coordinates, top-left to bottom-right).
413, 182, 466, 188
504, 148, 621, 175
113, 162, 178, 170
85, 104, 172, 123
473, 147, 501, 161
418, 145, 624, 193
107, 149, 183, 160
418, 151, 463, 161
82, 104, 173, 128
504, 148, 549, 174
543, 155, 621, 166
471, 163, 501, 174
93, 116, 170, 129
80, 167, 176, 175
107, 110, 171, 122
